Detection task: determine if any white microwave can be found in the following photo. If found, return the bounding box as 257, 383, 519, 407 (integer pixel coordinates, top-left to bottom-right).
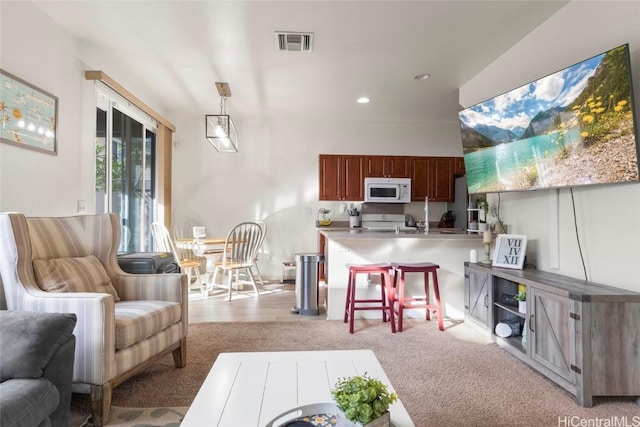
364, 177, 411, 203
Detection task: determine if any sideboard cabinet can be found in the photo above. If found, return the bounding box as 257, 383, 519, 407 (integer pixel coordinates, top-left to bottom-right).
464, 262, 640, 407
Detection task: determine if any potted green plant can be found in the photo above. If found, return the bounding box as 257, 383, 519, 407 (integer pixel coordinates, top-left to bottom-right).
332, 374, 397, 426
515, 291, 526, 313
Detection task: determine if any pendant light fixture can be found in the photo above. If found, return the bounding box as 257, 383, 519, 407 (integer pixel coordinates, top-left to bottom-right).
205, 82, 238, 152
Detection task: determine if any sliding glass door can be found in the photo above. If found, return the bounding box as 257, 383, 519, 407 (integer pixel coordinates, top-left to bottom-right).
95, 87, 157, 252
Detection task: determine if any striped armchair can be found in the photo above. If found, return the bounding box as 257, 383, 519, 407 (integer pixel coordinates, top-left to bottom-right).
0, 213, 188, 427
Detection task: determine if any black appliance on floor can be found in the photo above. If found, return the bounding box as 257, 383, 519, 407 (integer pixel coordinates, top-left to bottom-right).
117, 252, 179, 274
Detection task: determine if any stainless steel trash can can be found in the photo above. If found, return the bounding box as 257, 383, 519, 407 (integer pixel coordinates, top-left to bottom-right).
292, 252, 325, 316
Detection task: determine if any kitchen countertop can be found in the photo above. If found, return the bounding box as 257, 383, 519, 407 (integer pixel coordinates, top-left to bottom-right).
319, 228, 480, 239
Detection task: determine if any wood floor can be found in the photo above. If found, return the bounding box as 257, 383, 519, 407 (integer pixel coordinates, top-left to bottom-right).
187, 280, 328, 323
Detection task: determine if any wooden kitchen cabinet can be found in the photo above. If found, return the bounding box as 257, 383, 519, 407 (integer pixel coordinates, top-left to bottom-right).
429, 157, 454, 201
320, 154, 462, 202
411, 157, 454, 202
464, 262, 640, 407
319, 155, 364, 201
454, 156, 466, 175
318, 233, 326, 281
364, 156, 411, 178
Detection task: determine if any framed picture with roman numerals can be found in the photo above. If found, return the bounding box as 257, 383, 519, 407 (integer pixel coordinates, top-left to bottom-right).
492, 234, 528, 269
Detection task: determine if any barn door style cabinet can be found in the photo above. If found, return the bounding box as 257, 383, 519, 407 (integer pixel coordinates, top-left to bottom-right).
464, 262, 640, 407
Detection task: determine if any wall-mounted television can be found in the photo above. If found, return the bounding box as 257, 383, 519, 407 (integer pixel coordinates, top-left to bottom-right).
459, 43, 640, 194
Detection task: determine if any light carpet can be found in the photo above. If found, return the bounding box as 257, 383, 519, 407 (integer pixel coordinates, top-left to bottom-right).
71, 319, 640, 426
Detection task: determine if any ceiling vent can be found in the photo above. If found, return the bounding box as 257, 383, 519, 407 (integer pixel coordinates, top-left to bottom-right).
275, 32, 313, 52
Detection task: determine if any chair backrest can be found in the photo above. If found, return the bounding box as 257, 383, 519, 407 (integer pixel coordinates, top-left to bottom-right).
151, 222, 181, 261
223, 222, 263, 267
0, 212, 121, 309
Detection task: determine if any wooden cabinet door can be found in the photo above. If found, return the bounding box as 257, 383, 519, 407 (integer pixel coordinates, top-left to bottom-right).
429, 157, 454, 202
465, 267, 491, 326
318, 233, 326, 281
365, 156, 410, 178
529, 287, 577, 384
411, 157, 429, 201
364, 156, 386, 177
342, 155, 364, 201
454, 157, 466, 175
319, 155, 342, 200
386, 156, 411, 178
319, 155, 364, 201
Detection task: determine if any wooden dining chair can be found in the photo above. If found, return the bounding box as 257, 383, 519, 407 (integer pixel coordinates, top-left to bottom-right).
209, 222, 263, 301
248, 221, 267, 286
151, 222, 205, 292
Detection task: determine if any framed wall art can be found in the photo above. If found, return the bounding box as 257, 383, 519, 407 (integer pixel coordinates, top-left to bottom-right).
0, 69, 58, 155
492, 234, 528, 269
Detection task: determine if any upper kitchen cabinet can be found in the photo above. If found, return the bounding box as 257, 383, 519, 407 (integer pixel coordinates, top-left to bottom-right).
430, 157, 454, 201
454, 157, 466, 175
364, 156, 411, 178
411, 157, 454, 202
319, 155, 364, 201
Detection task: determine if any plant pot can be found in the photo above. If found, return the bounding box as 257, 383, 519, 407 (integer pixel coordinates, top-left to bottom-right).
362, 411, 390, 427
478, 223, 488, 232
519, 301, 526, 314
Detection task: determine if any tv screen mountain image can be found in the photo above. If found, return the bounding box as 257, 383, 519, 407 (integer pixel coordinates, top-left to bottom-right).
459, 43, 640, 194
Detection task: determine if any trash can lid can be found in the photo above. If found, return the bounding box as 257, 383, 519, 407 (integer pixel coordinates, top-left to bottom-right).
294, 252, 325, 262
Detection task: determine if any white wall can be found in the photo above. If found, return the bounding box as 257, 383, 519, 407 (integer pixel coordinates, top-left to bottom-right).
460, 1, 640, 291
0, 1, 169, 217
0, 1, 91, 216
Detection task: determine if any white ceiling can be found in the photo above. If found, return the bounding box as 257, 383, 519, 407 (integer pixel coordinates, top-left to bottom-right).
33, 1, 568, 124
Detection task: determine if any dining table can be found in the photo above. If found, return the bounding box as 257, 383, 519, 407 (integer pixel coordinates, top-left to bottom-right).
175, 237, 227, 254
175, 237, 228, 290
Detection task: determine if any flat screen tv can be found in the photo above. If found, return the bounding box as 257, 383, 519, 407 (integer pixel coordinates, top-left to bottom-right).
459, 44, 640, 194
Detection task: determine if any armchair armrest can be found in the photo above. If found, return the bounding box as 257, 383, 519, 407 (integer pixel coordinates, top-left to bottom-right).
113, 272, 187, 302
13, 291, 116, 385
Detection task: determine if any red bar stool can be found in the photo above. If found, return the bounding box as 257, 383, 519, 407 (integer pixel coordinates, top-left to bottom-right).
344, 263, 396, 334
391, 262, 444, 332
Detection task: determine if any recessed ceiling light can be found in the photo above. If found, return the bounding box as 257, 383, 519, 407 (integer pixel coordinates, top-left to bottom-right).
414, 73, 431, 81
357, 97, 370, 104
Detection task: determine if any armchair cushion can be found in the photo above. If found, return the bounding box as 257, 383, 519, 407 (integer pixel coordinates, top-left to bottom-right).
114, 301, 182, 350
33, 255, 120, 301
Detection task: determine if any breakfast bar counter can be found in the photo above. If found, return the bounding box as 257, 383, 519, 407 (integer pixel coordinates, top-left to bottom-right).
320, 228, 476, 239
319, 228, 483, 321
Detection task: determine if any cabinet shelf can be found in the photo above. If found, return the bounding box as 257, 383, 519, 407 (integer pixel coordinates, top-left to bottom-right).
494, 302, 526, 319
495, 336, 526, 354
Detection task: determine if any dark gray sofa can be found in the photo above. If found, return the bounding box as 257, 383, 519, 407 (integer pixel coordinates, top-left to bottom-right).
0, 311, 76, 427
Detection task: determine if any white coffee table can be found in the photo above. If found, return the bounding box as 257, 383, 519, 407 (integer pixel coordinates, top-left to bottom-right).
181, 349, 414, 426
